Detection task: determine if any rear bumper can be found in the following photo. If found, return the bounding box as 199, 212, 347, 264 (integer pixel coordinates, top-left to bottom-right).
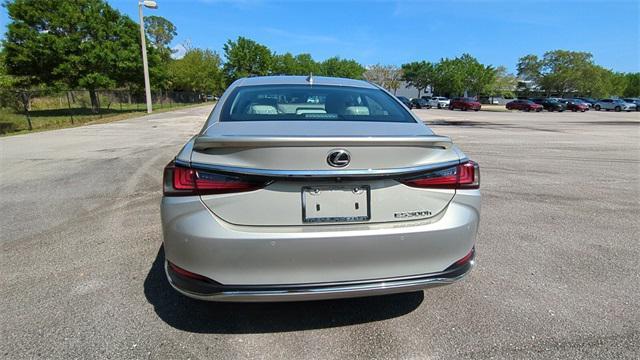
161, 190, 480, 298
165, 250, 475, 302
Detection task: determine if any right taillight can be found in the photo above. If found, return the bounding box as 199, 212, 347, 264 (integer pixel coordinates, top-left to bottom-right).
400, 161, 480, 189
163, 161, 269, 196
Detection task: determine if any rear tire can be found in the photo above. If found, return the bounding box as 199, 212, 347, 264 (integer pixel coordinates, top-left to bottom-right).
474, 109, 479, 111
595, 105, 601, 111
615, 106, 621, 112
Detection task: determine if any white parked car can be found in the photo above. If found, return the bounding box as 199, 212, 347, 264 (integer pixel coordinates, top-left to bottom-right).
594, 99, 636, 112
428, 97, 450, 109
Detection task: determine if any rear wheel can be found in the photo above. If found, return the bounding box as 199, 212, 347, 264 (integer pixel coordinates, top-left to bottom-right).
615, 106, 621, 112
595, 105, 601, 111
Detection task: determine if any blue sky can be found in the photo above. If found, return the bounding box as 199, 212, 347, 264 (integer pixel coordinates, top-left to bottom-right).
2, 0, 639, 73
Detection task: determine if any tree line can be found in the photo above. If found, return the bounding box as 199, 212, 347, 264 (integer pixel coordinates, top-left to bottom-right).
380, 51, 638, 99
0, 0, 365, 112
1, 0, 638, 114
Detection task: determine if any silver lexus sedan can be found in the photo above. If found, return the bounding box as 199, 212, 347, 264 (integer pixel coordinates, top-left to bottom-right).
161, 76, 480, 302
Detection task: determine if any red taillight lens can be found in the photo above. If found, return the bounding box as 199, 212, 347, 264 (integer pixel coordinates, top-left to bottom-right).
168, 261, 210, 281
455, 248, 475, 266
400, 161, 479, 189
163, 161, 269, 196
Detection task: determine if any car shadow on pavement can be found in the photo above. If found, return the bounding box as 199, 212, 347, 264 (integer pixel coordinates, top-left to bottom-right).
144, 247, 424, 334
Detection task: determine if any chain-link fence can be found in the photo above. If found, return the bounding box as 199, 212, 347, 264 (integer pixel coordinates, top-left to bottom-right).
0, 89, 212, 134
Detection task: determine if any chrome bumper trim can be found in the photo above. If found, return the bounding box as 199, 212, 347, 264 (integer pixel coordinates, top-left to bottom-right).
174, 158, 464, 179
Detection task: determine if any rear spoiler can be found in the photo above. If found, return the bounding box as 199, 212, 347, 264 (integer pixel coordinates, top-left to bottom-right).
193, 135, 452, 151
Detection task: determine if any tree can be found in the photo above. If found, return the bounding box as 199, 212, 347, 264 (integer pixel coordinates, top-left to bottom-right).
622, 73, 640, 97
458, 54, 495, 96
272, 52, 297, 75
516, 50, 621, 97
3, 0, 150, 112
401, 61, 435, 97
318, 57, 365, 79
144, 15, 177, 60
223, 36, 273, 84
363, 64, 402, 94
539, 50, 594, 96
272, 52, 320, 75
433, 58, 464, 96
516, 54, 542, 83
431, 54, 496, 97
294, 54, 321, 75
384, 65, 403, 95
363, 64, 389, 86
169, 49, 223, 94
489, 66, 517, 98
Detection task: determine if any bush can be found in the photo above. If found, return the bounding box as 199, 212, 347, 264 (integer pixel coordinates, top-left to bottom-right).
0, 122, 18, 134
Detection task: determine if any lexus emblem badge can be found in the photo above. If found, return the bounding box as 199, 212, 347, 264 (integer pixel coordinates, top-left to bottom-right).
327, 149, 351, 168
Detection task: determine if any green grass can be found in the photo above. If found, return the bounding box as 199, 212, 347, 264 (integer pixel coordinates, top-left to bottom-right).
0, 102, 211, 136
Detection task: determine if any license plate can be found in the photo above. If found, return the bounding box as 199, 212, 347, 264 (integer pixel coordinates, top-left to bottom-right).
302, 186, 370, 223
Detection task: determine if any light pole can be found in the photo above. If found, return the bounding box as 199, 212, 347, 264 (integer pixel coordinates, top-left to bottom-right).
138, 0, 157, 114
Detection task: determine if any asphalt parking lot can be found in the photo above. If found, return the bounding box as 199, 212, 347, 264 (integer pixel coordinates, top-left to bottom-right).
1, 105, 639, 359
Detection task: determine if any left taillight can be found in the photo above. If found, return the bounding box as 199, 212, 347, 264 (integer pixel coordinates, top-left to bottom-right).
400, 160, 480, 189
163, 161, 269, 196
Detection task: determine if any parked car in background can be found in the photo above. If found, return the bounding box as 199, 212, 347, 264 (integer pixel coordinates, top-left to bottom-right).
449, 97, 481, 111
396, 96, 413, 109
161, 75, 480, 301
559, 99, 589, 112
574, 97, 597, 107
622, 98, 640, 111
410, 98, 431, 109
594, 98, 636, 112
531, 98, 567, 112
505, 99, 543, 112
428, 96, 450, 109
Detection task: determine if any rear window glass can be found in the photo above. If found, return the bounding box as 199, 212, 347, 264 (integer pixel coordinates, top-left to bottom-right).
220, 85, 415, 123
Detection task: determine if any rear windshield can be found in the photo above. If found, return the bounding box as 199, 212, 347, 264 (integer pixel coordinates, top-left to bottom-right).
220, 85, 415, 123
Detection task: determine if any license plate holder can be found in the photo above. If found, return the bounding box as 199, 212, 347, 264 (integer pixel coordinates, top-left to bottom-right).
302, 186, 371, 223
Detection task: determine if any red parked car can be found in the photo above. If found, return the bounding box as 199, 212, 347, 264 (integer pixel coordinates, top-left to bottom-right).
449, 97, 481, 111
560, 99, 589, 112
505, 99, 543, 112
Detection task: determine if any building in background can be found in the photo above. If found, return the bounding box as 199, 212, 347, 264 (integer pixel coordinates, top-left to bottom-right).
394, 82, 433, 99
